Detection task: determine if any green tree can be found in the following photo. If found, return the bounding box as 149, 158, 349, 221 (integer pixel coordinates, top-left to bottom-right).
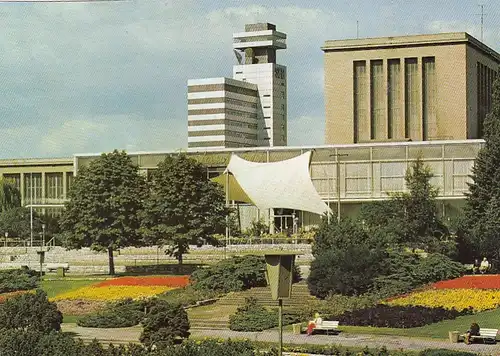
0, 207, 43, 242
141, 154, 227, 264
307, 244, 387, 298
361, 158, 447, 252
0, 289, 62, 333
59, 150, 146, 275
0, 178, 21, 212
462, 77, 500, 268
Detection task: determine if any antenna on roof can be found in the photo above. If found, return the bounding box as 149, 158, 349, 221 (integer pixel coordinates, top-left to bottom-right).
477, 4, 486, 42
356, 20, 359, 39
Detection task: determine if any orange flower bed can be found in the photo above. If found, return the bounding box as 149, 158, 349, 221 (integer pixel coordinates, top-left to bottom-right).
432, 275, 500, 289
94, 275, 190, 288
0, 290, 33, 303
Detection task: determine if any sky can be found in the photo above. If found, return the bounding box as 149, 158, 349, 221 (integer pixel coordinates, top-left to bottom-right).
0, 0, 498, 159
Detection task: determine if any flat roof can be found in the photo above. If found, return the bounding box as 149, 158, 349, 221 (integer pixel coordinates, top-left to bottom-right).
322, 32, 500, 63
74, 139, 485, 158
0, 157, 73, 167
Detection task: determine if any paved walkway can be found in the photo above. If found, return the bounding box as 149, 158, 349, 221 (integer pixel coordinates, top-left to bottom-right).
61, 324, 500, 355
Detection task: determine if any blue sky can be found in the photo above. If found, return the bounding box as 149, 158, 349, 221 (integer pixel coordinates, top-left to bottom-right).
0, 0, 498, 158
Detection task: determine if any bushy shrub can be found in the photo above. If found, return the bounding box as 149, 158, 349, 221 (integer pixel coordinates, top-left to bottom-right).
140, 300, 190, 350
304, 293, 379, 320
332, 304, 472, 328
372, 252, 465, 298
0, 267, 39, 293
0, 289, 62, 332
191, 255, 301, 294
307, 244, 387, 298
229, 297, 301, 332
77, 299, 144, 328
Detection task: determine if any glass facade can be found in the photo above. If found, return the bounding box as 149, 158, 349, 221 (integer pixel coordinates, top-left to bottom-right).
422, 57, 437, 140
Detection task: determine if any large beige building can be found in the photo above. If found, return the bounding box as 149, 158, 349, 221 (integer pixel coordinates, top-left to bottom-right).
323, 32, 499, 144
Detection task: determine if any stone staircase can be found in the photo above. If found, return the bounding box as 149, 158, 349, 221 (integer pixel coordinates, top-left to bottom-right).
188, 282, 316, 329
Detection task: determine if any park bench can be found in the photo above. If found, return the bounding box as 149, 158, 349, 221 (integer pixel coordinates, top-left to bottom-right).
45, 263, 70, 272
462, 328, 498, 344
312, 320, 340, 335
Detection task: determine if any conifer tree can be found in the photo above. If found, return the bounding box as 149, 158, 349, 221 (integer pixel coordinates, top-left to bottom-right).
463, 76, 500, 266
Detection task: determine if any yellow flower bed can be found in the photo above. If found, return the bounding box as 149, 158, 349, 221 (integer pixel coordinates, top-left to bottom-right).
52, 285, 174, 301
386, 288, 500, 312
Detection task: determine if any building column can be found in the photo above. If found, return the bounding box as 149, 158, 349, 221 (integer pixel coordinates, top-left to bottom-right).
41, 172, 46, 205
20, 172, 25, 206
63, 172, 67, 199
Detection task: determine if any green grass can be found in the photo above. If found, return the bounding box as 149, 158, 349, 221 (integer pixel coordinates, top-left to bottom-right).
62, 314, 83, 324
40, 279, 100, 299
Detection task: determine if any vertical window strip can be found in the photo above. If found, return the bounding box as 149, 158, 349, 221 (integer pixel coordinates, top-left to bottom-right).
405, 58, 419, 139
370, 60, 384, 140
354, 61, 367, 143
422, 57, 436, 140
388, 59, 401, 139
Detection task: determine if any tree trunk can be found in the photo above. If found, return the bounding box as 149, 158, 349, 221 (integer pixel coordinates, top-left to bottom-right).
108, 247, 115, 275
177, 253, 183, 265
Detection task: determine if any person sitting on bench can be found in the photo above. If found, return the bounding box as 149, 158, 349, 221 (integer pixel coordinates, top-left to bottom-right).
472, 259, 480, 274
480, 258, 490, 274
306, 312, 322, 336
464, 322, 480, 344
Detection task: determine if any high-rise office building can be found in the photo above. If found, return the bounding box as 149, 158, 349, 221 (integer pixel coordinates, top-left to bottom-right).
188, 23, 287, 150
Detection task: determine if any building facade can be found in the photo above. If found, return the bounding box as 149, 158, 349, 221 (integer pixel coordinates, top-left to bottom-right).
75, 139, 482, 233
187, 78, 260, 148
0, 157, 74, 218
187, 23, 287, 150
323, 33, 499, 144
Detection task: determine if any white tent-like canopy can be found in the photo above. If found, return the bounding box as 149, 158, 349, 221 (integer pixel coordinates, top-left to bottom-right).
224, 151, 331, 216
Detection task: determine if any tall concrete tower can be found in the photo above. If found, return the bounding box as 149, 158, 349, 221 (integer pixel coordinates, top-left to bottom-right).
233, 23, 287, 147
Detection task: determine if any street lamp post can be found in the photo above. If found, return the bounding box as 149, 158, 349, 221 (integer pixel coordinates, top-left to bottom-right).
4, 232, 7, 248
329, 153, 348, 223
30, 172, 33, 247
42, 224, 46, 247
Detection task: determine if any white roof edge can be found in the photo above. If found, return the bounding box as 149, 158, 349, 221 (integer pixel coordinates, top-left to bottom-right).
73, 139, 485, 158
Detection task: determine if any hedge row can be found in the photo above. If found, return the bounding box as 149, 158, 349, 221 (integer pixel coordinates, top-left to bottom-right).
0, 331, 478, 356
331, 304, 472, 328
0, 267, 39, 294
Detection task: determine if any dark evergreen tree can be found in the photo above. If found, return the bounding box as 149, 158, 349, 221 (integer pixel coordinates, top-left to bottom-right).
463, 77, 500, 268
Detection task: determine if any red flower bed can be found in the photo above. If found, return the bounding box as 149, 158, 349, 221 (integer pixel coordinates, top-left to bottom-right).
95, 275, 190, 288
432, 275, 500, 289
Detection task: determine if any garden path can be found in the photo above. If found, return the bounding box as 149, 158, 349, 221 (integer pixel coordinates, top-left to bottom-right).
61, 324, 500, 354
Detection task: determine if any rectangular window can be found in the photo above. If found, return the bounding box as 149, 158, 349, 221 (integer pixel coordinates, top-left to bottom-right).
370, 60, 385, 140
477, 62, 498, 138
387, 59, 401, 139
24, 173, 42, 204
353, 61, 367, 143
3, 174, 21, 192
46, 173, 63, 200
422, 57, 436, 140
405, 58, 419, 139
